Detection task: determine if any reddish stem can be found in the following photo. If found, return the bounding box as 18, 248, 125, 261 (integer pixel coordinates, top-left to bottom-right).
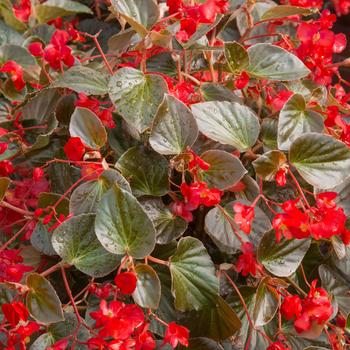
61, 264, 82, 322
0, 201, 34, 216
288, 168, 311, 209
0, 221, 32, 252
85, 31, 114, 75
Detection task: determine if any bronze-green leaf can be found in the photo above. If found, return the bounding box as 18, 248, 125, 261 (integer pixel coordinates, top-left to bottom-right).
26, 273, 64, 324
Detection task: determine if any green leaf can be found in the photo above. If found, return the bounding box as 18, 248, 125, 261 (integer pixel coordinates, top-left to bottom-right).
261, 5, 316, 20
30, 222, 56, 256
224, 41, 249, 72
261, 118, 278, 150
116, 146, 169, 197
181, 295, 241, 341
95, 185, 156, 258
200, 82, 242, 103
150, 94, 198, 155
133, 264, 161, 309
51, 66, 109, 96
191, 101, 260, 152
319, 264, 350, 315
169, 237, 219, 311
247, 43, 310, 81
110, 0, 159, 37
26, 273, 64, 324
205, 200, 272, 254
70, 169, 130, 215
0, 177, 10, 202
0, 44, 36, 68
69, 107, 107, 149
289, 133, 350, 188
108, 68, 167, 133
257, 230, 311, 277
35, 0, 93, 23
30, 333, 55, 350
0, 20, 23, 45
253, 277, 279, 326
52, 214, 120, 277
199, 150, 247, 190
278, 94, 324, 151
253, 150, 287, 181
22, 89, 61, 123
140, 198, 187, 244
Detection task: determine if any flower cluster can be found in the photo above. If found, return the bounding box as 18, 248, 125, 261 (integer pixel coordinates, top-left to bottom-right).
273, 192, 350, 244
281, 280, 333, 333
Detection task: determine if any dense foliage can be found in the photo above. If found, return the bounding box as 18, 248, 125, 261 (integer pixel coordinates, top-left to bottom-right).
1, 0, 350, 349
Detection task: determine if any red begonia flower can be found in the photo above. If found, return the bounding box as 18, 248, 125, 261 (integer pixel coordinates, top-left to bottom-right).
13, 0, 31, 22
64, 137, 86, 161
0, 61, 25, 91
163, 322, 189, 348
114, 272, 138, 295
233, 202, 255, 234
2, 301, 29, 327
236, 242, 262, 277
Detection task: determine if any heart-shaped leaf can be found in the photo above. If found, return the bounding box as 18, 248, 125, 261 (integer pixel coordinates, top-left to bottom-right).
116, 146, 169, 197
258, 230, 311, 277
133, 264, 161, 309
191, 101, 260, 152
52, 214, 120, 277
140, 198, 187, 244
198, 150, 247, 190
289, 133, 350, 188
253, 150, 287, 181
35, 0, 92, 23
69, 107, 107, 149
69, 169, 131, 215
95, 185, 156, 258
278, 94, 324, 150
169, 237, 219, 311
108, 68, 167, 133
224, 41, 249, 72
247, 43, 310, 81
150, 94, 198, 155
51, 66, 108, 96
26, 273, 64, 324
